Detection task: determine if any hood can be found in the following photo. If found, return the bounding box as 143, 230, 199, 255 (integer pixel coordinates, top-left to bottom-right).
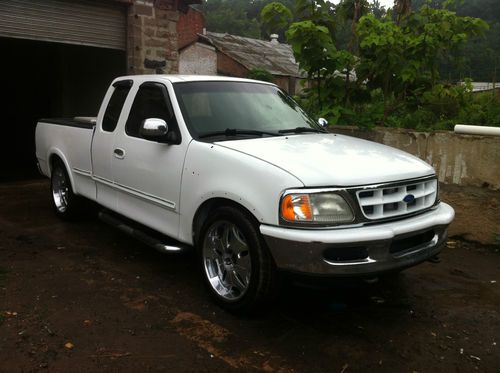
215, 133, 435, 187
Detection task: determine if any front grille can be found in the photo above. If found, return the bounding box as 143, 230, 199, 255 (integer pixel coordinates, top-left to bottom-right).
356, 179, 437, 220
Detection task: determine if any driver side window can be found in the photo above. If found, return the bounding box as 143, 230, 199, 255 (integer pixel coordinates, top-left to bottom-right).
125, 83, 178, 139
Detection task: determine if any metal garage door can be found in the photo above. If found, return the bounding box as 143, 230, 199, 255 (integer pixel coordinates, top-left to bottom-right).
0, 0, 127, 50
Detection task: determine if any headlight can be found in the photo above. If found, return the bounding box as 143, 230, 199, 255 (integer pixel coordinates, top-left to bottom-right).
280, 192, 354, 225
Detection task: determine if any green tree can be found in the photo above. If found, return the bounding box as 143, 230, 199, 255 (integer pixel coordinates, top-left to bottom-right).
206, 0, 496, 128
260, 2, 293, 37
412, 0, 500, 81
263, 2, 359, 120
202, 0, 296, 39
395, 0, 412, 22
356, 4, 487, 118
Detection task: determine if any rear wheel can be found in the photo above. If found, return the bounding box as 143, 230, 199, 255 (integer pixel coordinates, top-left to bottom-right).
50, 159, 85, 220
199, 206, 277, 313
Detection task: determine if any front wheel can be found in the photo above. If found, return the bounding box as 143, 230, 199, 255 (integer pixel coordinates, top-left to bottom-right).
199, 206, 277, 314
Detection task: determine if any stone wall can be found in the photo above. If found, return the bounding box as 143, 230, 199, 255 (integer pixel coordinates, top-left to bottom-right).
329, 126, 500, 190
127, 0, 180, 74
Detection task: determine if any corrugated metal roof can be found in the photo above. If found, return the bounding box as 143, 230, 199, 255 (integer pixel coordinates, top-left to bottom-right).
198, 32, 302, 78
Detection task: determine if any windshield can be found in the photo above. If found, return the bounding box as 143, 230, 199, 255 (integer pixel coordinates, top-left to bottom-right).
173, 81, 322, 139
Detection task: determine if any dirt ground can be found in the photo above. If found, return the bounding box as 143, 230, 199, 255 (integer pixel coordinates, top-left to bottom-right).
440, 184, 499, 245
0, 180, 499, 372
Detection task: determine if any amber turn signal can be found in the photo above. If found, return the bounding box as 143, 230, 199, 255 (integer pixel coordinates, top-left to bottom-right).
281, 194, 313, 222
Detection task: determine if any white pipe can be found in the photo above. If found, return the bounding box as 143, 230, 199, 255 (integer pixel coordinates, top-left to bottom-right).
454, 124, 500, 136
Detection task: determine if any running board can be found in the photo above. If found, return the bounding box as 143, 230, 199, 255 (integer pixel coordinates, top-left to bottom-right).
98, 211, 189, 253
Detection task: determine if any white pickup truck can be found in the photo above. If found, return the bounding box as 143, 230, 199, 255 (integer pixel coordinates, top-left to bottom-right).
36, 75, 454, 312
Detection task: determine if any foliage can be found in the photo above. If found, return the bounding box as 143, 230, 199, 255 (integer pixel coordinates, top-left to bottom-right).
456, 91, 500, 127
203, 0, 296, 40
203, 0, 261, 38
261, 2, 293, 34
246, 68, 274, 82
355, 2, 489, 127
203, 0, 498, 130
413, 0, 500, 81
356, 6, 488, 103
261, 0, 490, 129
203, 0, 499, 81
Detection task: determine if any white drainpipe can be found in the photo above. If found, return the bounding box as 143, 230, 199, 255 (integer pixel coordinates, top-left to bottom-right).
454, 124, 500, 136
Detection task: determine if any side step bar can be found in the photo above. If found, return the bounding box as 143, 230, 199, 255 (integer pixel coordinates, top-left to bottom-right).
98, 211, 190, 254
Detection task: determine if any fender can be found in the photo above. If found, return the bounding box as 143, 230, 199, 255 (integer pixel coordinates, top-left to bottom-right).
177, 141, 304, 244
46, 147, 78, 194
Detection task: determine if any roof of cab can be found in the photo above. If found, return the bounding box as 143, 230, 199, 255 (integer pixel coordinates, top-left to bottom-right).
112, 74, 276, 85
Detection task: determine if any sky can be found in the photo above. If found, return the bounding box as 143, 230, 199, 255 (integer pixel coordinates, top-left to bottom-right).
330, 0, 395, 8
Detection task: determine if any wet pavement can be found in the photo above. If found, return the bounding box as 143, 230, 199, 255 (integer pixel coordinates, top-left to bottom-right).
1, 180, 499, 372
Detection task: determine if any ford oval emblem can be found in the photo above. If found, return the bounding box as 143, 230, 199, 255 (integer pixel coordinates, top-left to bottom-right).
403, 194, 415, 204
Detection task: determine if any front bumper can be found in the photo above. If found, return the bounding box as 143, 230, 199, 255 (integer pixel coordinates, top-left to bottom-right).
260, 202, 454, 276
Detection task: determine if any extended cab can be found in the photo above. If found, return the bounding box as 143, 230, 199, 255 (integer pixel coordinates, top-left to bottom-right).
36, 75, 455, 312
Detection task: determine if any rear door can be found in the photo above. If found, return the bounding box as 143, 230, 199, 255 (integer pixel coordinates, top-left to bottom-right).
91, 80, 132, 211
111, 81, 187, 239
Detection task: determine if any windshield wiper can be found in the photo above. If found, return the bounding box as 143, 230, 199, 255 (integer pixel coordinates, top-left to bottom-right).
198, 128, 281, 139
278, 127, 327, 134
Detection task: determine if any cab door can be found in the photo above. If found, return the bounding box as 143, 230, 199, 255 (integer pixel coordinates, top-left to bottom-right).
110, 81, 187, 239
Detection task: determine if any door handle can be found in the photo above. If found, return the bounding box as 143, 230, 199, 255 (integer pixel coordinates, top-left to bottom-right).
113, 148, 125, 159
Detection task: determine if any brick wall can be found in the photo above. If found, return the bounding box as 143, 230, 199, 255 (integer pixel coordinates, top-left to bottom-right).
177, 6, 204, 50
216, 51, 248, 77
127, 0, 180, 74
273, 76, 290, 93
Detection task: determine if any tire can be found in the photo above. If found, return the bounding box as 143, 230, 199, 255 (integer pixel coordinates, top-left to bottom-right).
50, 159, 86, 220
198, 205, 277, 314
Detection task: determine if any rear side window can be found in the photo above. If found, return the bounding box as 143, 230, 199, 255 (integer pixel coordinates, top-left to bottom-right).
102, 82, 131, 132
125, 82, 177, 138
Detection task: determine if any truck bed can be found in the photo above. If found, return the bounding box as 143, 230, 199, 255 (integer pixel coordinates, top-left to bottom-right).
35, 117, 96, 201
38, 117, 96, 129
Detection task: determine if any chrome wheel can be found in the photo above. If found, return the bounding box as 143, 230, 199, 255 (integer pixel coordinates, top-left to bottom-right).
52, 166, 69, 213
202, 221, 252, 301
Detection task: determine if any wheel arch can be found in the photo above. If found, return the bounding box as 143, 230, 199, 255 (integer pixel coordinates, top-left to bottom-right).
47, 150, 77, 194
192, 197, 260, 247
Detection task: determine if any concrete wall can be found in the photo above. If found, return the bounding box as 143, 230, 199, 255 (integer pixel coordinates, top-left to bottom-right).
179, 42, 217, 75
329, 126, 500, 190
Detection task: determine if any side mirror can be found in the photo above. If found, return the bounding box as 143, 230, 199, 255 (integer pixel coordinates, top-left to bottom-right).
318, 118, 328, 127
140, 118, 168, 140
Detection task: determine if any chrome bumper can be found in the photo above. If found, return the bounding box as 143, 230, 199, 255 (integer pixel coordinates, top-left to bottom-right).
260, 202, 454, 276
